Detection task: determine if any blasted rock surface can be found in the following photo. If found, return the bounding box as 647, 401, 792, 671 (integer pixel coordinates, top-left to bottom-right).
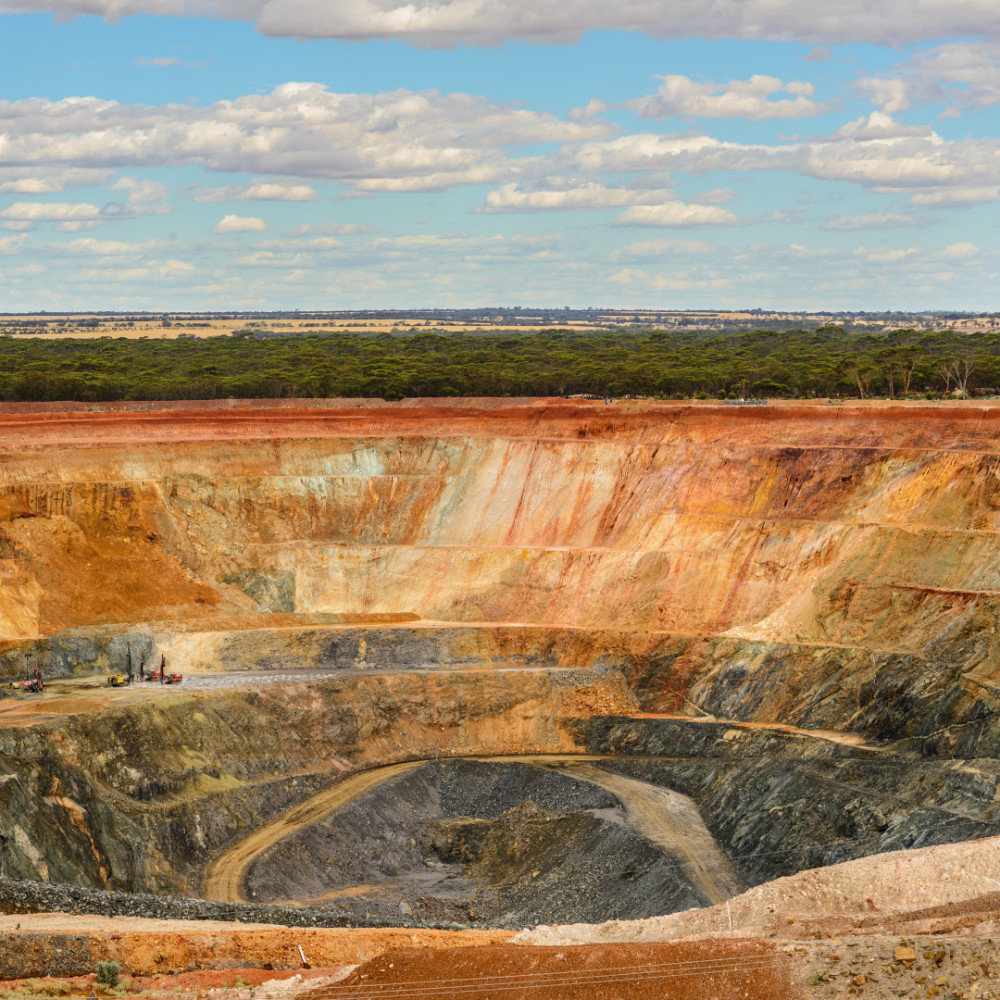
245, 760, 708, 927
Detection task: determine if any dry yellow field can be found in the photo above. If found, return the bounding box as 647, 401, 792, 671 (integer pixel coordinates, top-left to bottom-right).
2, 310, 998, 338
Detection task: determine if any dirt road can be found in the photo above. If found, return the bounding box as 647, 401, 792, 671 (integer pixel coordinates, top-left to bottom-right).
203, 753, 748, 906
203, 760, 424, 902
558, 764, 746, 903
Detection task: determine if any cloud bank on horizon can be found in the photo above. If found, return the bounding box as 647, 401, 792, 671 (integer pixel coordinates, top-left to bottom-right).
2, 0, 1000, 309
6, 0, 1000, 47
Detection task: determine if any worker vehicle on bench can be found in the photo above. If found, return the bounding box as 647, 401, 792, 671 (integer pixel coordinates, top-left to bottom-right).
149, 669, 183, 684
107, 673, 129, 687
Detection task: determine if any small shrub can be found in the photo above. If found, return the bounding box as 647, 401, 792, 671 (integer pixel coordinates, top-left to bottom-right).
806, 970, 823, 985
96, 962, 120, 988
695, 390, 708, 400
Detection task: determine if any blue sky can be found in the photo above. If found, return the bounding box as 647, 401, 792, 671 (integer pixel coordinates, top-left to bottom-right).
2, 2, 1000, 310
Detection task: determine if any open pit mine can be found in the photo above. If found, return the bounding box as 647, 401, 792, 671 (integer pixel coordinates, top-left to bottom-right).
2, 398, 1000, 1000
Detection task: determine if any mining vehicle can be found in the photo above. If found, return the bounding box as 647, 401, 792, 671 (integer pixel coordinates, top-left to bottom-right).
21, 676, 44, 693
149, 669, 183, 684
107, 673, 129, 687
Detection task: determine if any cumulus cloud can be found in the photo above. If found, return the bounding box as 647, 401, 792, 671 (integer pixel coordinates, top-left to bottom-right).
938, 241, 979, 259
0, 84, 609, 193
832, 112, 933, 141
855, 78, 914, 114
823, 211, 924, 230
284, 221, 370, 236
569, 99, 608, 120
628, 75, 827, 120
0, 201, 113, 230
1, 201, 102, 222
610, 238, 714, 261
857, 42, 1000, 119
212, 214, 268, 233
0, 168, 112, 194
5, 0, 1000, 47
560, 123, 1000, 204
910, 186, 1000, 206
482, 180, 679, 213
194, 181, 319, 202
613, 203, 740, 227
227, 231, 563, 269
693, 187, 737, 205
111, 176, 170, 208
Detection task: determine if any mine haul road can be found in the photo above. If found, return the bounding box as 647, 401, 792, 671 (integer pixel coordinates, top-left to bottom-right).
203, 752, 751, 907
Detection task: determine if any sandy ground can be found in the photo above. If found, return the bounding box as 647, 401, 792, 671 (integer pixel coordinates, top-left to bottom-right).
5, 835, 1000, 995
519, 835, 1000, 945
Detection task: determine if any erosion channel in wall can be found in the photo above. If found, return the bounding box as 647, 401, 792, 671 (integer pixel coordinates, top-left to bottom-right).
2, 399, 1000, 930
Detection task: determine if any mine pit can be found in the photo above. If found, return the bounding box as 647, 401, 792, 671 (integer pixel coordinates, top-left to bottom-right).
3, 399, 1000, 992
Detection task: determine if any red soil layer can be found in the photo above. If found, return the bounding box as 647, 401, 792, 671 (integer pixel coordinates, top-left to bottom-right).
1, 399, 1000, 453
319, 940, 791, 1000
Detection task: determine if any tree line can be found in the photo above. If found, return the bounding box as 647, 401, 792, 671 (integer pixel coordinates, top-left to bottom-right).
0, 326, 996, 402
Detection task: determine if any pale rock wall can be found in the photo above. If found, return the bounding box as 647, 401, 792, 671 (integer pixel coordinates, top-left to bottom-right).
1, 401, 999, 741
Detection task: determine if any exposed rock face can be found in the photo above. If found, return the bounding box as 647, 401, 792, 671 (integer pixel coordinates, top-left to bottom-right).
0, 667, 628, 893
1, 400, 999, 750
244, 760, 710, 927
3, 399, 1000, 926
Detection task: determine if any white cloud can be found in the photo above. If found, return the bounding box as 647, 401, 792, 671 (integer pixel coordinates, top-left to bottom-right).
937, 241, 979, 259
823, 211, 923, 230
609, 266, 730, 293
194, 181, 319, 202
0, 234, 29, 254
6, 0, 1000, 47
284, 221, 370, 236
9, 82, 1000, 218
111, 176, 170, 207
569, 99, 608, 121
613, 202, 740, 227
228, 231, 563, 269
832, 112, 933, 141
59, 237, 153, 255
610, 238, 714, 262
482, 179, 679, 213
693, 187, 737, 205
0, 168, 113, 194
0, 84, 610, 193
910, 186, 1000, 206
212, 214, 268, 233
628, 75, 827, 120
562, 123, 1000, 204
857, 42, 1000, 117
855, 78, 913, 114
0, 201, 102, 221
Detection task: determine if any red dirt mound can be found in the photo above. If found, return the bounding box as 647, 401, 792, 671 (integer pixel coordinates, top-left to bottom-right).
312, 939, 791, 1000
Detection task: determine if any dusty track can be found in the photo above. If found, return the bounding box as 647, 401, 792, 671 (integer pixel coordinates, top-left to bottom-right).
203, 761, 424, 902
559, 764, 746, 903
204, 753, 754, 906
